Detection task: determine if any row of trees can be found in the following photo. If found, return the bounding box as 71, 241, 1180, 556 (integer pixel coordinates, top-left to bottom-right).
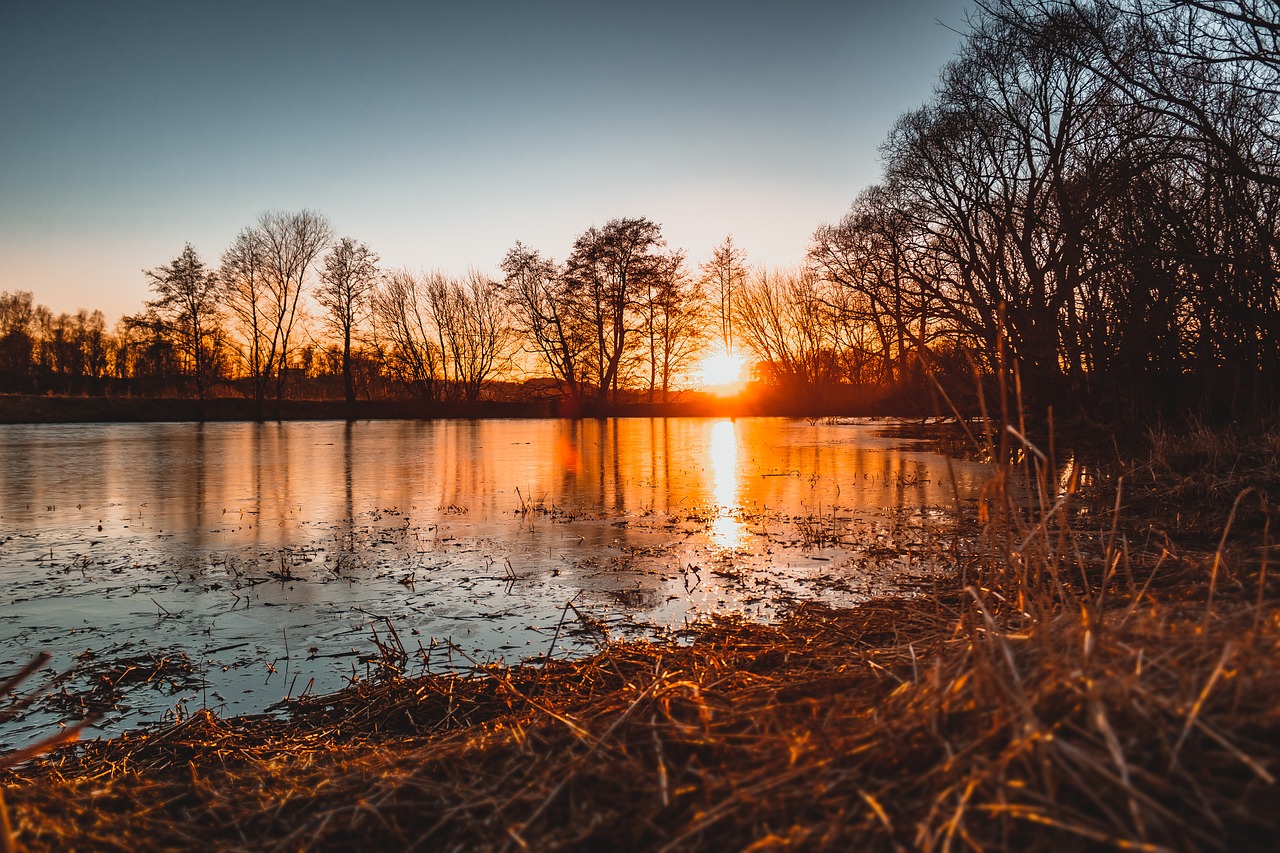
804, 0, 1280, 416
500, 219, 715, 404
646, 0, 1278, 418
4, 1, 1275, 419
0, 291, 111, 395
0, 213, 758, 411
654, 0, 1274, 418
134, 209, 530, 413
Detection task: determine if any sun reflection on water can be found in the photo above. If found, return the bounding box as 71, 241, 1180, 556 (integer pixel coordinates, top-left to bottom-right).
709, 419, 746, 549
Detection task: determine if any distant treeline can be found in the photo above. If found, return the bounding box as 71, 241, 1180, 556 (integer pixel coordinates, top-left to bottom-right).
2, 0, 1276, 422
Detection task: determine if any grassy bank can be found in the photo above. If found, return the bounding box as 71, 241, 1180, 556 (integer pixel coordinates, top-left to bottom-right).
1, 427, 1276, 850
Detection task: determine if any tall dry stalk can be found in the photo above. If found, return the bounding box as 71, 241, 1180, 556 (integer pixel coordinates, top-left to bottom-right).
0, 655, 99, 852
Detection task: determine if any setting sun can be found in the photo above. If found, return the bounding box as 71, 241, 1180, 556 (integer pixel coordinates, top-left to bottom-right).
695, 349, 749, 395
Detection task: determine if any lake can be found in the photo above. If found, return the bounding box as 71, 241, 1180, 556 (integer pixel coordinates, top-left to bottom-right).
0, 417, 988, 744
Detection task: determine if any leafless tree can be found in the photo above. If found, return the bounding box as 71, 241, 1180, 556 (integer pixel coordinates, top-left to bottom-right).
810, 186, 936, 384
258, 210, 332, 408
564, 217, 666, 402
500, 243, 588, 401
843, 0, 1280, 415
698, 235, 749, 359
988, 0, 1280, 186
734, 268, 839, 401
317, 237, 380, 407
74, 309, 110, 385
221, 227, 272, 414
221, 210, 332, 416
438, 270, 513, 402
421, 271, 455, 395
881, 3, 1145, 400
639, 250, 709, 402
141, 243, 223, 401
369, 268, 512, 403
0, 291, 36, 390
371, 269, 443, 402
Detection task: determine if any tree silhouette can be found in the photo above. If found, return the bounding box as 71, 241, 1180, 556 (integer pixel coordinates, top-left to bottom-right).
564, 217, 665, 402
141, 243, 223, 402
318, 237, 380, 409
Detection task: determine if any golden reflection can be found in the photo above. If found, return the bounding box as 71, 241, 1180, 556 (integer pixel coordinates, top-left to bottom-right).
556, 425, 581, 476
1057, 454, 1081, 496
708, 419, 746, 549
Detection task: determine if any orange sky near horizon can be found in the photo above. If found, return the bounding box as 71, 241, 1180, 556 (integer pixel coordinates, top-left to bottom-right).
0, 1, 972, 322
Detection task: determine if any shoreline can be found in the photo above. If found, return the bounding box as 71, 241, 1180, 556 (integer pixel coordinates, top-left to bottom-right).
0, 393, 930, 425
4, 523, 1274, 850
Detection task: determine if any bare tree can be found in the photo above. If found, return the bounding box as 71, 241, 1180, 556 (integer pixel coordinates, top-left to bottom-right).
317, 237, 380, 407
0, 291, 36, 391
421, 271, 455, 396
500, 243, 588, 401
648, 251, 710, 402
221, 210, 332, 416
73, 309, 110, 390
440, 270, 513, 402
564, 217, 665, 402
371, 269, 444, 402
734, 268, 840, 401
880, 2, 1148, 402
142, 243, 223, 401
839, 0, 1280, 416
992, 0, 1280, 187
258, 210, 332, 409
370, 268, 515, 403
809, 186, 939, 385
221, 227, 272, 415
699, 235, 749, 359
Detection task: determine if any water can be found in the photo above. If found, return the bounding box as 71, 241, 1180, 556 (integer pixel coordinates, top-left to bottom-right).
0, 417, 988, 744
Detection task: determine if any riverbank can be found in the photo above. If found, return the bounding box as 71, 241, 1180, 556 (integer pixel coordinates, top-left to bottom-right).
0, 389, 929, 424
3, 437, 1275, 850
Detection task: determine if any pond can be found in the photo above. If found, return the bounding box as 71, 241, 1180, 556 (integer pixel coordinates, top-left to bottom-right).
0, 417, 989, 744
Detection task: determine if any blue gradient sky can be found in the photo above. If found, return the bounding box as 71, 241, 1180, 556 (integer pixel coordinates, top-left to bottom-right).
1, 0, 971, 321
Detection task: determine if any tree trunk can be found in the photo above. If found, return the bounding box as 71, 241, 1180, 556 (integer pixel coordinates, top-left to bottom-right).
342, 326, 355, 409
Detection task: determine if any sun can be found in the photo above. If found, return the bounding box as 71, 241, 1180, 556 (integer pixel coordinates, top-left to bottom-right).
695, 349, 749, 395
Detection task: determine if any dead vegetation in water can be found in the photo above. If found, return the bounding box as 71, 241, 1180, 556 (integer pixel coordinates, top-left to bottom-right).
1, 647, 204, 736
2, 391, 1278, 850
2, 479, 1278, 850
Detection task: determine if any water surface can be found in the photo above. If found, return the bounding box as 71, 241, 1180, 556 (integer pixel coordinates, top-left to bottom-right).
0, 417, 987, 742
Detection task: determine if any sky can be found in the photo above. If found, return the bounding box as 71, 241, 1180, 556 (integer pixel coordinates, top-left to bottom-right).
0, 0, 972, 322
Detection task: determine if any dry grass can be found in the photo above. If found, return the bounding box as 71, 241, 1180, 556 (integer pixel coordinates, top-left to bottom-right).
1119, 419, 1280, 542
1, 417, 1277, 851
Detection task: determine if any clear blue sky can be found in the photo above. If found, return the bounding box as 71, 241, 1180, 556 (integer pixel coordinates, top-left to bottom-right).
0, 0, 971, 321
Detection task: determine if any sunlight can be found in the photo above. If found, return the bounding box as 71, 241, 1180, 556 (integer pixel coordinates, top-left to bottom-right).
695, 349, 750, 396
708, 419, 745, 549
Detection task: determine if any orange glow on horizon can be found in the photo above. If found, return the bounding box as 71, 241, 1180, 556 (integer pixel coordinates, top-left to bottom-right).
694, 349, 750, 396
